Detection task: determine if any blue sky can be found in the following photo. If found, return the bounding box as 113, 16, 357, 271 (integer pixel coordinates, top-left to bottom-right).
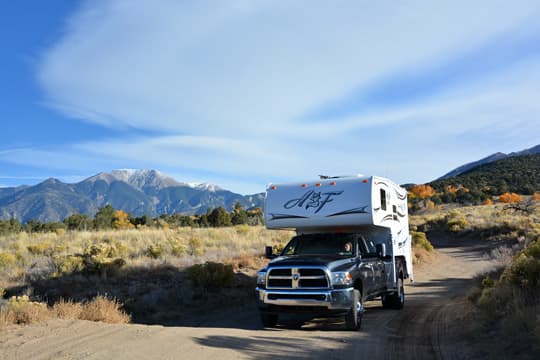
1, 1, 539, 194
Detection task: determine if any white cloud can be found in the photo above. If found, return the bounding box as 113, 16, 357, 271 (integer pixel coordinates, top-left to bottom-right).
38, 1, 539, 132
15, 0, 540, 192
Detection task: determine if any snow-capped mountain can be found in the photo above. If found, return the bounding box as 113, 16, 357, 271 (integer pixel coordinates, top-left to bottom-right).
0, 170, 264, 222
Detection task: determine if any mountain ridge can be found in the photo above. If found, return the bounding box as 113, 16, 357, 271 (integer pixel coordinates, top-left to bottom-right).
0, 170, 264, 223
437, 144, 540, 180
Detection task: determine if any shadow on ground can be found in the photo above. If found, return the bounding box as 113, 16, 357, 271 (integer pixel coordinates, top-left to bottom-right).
4, 263, 262, 329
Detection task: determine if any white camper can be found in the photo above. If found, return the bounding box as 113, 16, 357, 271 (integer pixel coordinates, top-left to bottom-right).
264, 175, 413, 282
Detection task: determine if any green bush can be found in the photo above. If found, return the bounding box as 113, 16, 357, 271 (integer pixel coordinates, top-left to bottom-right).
0, 252, 17, 269
186, 262, 234, 290
411, 231, 434, 251
82, 242, 126, 279
235, 224, 251, 236
502, 240, 540, 288
170, 243, 186, 257
188, 237, 203, 256
27, 242, 54, 256
53, 255, 85, 276
482, 275, 495, 289
474, 239, 540, 352
445, 210, 469, 232
146, 244, 164, 259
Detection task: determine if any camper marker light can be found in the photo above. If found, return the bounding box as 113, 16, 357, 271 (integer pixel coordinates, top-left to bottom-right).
330, 181, 336, 186
301, 183, 308, 188
269, 185, 277, 190
362, 179, 369, 183
315, 183, 321, 187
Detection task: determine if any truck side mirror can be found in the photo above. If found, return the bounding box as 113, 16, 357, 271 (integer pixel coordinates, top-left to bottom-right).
265, 245, 276, 259
376, 243, 386, 258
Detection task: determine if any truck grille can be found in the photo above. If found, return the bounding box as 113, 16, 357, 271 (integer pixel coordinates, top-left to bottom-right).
267, 267, 329, 289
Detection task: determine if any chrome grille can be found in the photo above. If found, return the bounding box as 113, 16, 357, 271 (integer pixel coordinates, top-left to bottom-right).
267, 267, 329, 289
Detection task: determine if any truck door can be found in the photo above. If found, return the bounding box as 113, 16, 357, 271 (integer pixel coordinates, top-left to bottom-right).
358, 236, 383, 295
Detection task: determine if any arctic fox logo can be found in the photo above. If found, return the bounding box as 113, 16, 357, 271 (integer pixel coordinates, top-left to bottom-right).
283, 190, 344, 214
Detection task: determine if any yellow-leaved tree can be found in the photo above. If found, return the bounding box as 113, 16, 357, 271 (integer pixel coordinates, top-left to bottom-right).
113, 210, 134, 229
410, 184, 435, 199
499, 192, 521, 203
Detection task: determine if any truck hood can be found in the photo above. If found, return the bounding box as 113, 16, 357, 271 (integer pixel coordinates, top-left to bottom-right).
268, 255, 356, 272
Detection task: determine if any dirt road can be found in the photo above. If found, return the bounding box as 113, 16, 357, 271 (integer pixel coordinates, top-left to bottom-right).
0, 235, 498, 360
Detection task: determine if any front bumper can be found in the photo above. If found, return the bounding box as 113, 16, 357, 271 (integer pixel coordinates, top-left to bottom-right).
256, 287, 354, 311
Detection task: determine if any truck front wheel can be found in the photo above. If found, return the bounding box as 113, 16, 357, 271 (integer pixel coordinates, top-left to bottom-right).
260, 312, 278, 328
345, 289, 363, 330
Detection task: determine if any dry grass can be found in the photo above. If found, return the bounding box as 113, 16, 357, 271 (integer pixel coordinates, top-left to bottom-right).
0, 296, 50, 327
0, 295, 130, 329
52, 298, 83, 320
0, 226, 292, 276
79, 296, 130, 324
0, 225, 292, 326
411, 202, 540, 244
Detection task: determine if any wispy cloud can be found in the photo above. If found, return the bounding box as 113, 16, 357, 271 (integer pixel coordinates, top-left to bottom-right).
5, 0, 537, 193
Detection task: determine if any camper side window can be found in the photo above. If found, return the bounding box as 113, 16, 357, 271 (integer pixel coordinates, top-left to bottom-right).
380, 189, 387, 211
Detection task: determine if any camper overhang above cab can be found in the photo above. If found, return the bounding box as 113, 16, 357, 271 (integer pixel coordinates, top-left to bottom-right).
264, 175, 408, 232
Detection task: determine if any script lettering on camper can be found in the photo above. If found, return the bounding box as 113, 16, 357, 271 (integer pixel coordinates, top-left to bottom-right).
283, 190, 344, 214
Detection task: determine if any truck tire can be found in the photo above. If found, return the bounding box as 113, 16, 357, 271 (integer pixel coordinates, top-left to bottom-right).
381, 294, 393, 308
260, 312, 278, 328
393, 276, 405, 309
345, 289, 363, 330
381, 276, 405, 309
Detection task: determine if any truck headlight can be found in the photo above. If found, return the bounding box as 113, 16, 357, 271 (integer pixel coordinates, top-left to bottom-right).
331, 272, 353, 286
257, 271, 267, 287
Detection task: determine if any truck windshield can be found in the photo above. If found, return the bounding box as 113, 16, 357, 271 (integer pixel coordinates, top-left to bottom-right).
281, 233, 356, 257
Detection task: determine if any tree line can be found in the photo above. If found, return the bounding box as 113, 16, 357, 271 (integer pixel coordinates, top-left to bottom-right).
0, 203, 264, 235
406, 154, 540, 211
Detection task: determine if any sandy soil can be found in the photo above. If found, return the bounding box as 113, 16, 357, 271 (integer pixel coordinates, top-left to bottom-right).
0, 235, 499, 360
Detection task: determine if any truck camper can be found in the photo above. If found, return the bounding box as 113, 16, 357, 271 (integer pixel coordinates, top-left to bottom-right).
256, 175, 413, 330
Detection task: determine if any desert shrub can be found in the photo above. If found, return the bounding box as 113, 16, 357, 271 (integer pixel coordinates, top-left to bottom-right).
146, 244, 164, 259
27, 242, 54, 256
52, 298, 83, 320
482, 275, 495, 288
82, 243, 126, 278
445, 210, 469, 232
0, 296, 130, 327
235, 224, 251, 236
80, 296, 130, 324
474, 239, 540, 352
501, 240, 540, 288
226, 252, 265, 270
170, 243, 187, 256
411, 232, 434, 251
0, 295, 50, 325
53, 255, 85, 276
186, 262, 234, 290
188, 237, 203, 256
0, 251, 17, 269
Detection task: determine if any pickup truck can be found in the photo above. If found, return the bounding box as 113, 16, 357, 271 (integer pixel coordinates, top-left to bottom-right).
256, 175, 412, 330
256, 231, 406, 330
